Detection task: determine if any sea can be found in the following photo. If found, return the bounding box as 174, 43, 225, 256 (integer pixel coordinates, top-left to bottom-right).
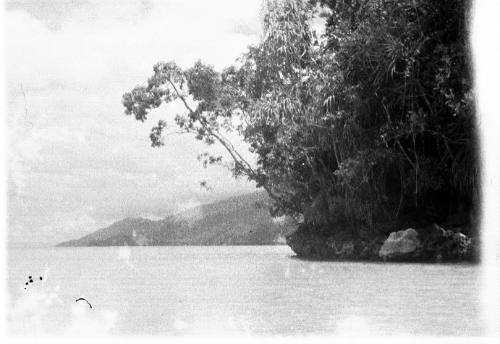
7, 245, 483, 337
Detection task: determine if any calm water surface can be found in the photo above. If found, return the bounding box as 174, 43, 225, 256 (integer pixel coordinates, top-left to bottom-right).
7, 246, 482, 336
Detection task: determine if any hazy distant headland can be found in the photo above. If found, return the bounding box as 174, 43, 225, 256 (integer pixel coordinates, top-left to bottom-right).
57, 192, 294, 247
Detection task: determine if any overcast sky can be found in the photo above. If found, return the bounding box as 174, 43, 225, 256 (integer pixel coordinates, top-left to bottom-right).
5, 0, 265, 246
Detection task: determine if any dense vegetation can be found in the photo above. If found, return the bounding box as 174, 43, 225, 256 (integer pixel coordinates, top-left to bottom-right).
122, 0, 476, 243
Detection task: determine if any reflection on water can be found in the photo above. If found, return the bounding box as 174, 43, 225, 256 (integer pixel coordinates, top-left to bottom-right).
8, 246, 482, 336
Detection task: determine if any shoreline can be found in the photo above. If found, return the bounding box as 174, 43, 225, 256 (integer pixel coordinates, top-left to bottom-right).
286, 223, 478, 263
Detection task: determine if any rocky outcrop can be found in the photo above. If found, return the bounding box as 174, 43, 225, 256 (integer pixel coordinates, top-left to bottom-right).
379, 228, 421, 260
286, 223, 477, 262
286, 224, 384, 260
417, 224, 476, 262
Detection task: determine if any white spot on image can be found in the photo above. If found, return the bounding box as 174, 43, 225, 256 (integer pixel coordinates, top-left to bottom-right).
173, 318, 188, 331
117, 245, 135, 269
335, 315, 371, 336
65, 304, 118, 337
8, 286, 63, 335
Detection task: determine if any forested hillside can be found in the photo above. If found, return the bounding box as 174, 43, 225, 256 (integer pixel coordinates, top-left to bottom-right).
58, 192, 293, 246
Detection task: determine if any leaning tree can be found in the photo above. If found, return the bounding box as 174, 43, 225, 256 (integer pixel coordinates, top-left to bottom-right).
123, 0, 477, 237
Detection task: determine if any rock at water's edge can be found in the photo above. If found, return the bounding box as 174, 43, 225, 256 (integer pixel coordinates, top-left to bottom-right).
286, 224, 383, 260
286, 223, 476, 262
378, 228, 421, 260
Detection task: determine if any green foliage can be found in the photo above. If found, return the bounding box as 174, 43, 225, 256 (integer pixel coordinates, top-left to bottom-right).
316, 0, 477, 231
122, 0, 476, 237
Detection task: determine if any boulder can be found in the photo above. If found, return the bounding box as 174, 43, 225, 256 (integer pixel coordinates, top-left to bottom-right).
287, 224, 366, 260
379, 228, 421, 260
359, 237, 385, 259
411, 224, 475, 262
286, 225, 327, 258
418, 224, 448, 259
450, 232, 473, 259
325, 238, 356, 258
339, 241, 355, 257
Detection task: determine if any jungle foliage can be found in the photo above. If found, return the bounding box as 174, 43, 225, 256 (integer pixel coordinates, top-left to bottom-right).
122, 0, 477, 238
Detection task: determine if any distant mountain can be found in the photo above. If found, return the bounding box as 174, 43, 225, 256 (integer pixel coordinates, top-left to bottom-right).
57, 192, 297, 247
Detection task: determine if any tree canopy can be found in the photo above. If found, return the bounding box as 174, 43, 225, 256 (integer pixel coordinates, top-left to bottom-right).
123, 0, 476, 238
